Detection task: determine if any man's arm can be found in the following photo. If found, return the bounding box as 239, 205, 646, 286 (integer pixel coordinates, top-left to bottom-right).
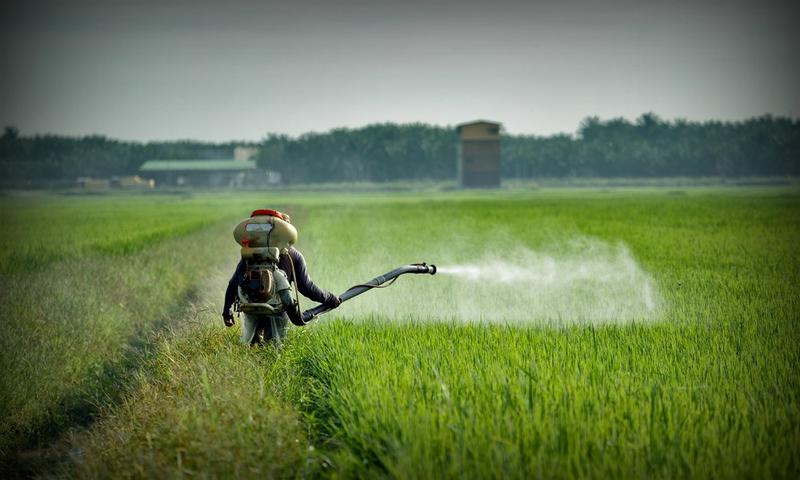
285, 248, 340, 306
222, 260, 246, 325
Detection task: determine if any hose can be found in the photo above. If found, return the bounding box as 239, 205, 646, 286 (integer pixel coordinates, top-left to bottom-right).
300, 263, 436, 324
286, 250, 302, 317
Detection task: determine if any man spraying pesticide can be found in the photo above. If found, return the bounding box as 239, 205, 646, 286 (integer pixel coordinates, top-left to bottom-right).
222, 209, 437, 345
222, 209, 339, 345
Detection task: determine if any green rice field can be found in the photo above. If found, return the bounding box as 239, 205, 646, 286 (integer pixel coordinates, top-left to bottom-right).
0, 187, 798, 478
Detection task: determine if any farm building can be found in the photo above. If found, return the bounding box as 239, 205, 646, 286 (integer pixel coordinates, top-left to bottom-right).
456, 120, 502, 188
139, 159, 259, 187
139, 147, 281, 187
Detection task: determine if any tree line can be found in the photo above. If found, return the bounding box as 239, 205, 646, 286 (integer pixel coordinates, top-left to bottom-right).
0, 127, 249, 187
1, 114, 798, 187
503, 114, 799, 178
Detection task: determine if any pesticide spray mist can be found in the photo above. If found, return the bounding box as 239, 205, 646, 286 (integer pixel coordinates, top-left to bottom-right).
332, 237, 661, 326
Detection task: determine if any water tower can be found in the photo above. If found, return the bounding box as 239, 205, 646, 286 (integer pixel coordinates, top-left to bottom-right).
456, 120, 501, 188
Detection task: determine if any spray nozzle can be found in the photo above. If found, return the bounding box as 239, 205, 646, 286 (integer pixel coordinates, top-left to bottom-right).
412, 262, 437, 275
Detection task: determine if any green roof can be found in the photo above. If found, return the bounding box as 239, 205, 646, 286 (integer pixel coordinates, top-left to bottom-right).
139, 159, 257, 172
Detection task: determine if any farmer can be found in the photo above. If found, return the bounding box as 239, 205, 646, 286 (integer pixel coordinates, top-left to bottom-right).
221, 210, 341, 344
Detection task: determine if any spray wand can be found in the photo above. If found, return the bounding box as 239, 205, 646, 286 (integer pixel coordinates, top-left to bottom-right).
299, 263, 437, 324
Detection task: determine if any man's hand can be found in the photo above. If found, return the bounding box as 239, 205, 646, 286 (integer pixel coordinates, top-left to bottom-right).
325, 295, 342, 309
223, 311, 235, 327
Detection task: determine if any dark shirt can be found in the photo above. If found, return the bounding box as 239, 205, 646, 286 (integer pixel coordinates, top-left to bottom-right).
223, 247, 334, 314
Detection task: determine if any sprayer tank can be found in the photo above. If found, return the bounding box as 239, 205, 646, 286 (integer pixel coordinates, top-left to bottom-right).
233, 215, 297, 262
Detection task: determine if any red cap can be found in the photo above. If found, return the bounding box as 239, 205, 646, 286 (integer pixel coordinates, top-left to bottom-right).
250, 209, 288, 221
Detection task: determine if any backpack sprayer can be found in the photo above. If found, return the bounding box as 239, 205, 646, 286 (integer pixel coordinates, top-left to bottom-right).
234, 209, 436, 326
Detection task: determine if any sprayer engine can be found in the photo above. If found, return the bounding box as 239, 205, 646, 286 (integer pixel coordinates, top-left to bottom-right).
241, 266, 275, 303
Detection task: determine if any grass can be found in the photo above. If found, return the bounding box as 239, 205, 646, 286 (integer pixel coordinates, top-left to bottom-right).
72, 324, 314, 479
285, 188, 800, 478
0, 221, 230, 463
0, 192, 260, 274
0, 192, 281, 468
1, 187, 798, 478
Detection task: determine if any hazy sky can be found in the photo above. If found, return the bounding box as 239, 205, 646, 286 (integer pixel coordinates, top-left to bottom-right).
1, 0, 798, 141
